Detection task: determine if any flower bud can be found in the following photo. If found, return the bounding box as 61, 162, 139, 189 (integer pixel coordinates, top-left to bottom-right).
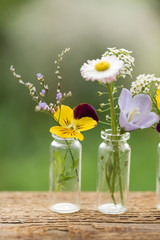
97, 109, 102, 113
98, 91, 102, 96
100, 103, 105, 108
35, 105, 41, 111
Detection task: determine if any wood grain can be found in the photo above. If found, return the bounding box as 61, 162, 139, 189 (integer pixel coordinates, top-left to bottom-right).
0, 192, 160, 240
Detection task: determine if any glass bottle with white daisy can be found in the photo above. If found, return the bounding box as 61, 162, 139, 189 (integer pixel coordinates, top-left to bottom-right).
80, 47, 158, 214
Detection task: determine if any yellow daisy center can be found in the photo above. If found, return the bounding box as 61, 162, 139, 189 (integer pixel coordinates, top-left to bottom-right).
95, 61, 110, 71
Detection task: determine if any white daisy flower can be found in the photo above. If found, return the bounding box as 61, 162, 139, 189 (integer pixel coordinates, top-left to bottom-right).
80, 56, 124, 84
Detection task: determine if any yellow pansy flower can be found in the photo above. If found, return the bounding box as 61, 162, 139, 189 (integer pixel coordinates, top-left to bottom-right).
156, 88, 160, 109
50, 104, 99, 141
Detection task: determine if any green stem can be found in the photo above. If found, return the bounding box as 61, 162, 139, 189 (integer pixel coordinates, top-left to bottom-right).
106, 176, 116, 205
65, 140, 79, 182
106, 83, 117, 134
64, 140, 72, 160
106, 83, 124, 206
148, 92, 160, 115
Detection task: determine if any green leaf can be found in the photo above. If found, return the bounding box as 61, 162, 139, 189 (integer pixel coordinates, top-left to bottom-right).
52, 151, 79, 191
53, 150, 65, 175
71, 158, 79, 171
58, 175, 76, 184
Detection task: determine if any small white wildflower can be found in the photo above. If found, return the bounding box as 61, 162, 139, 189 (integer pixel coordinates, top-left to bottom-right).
51, 109, 55, 114
44, 85, 49, 91
26, 82, 33, 88
13, 72, 21, 79
35, 105, 41, 111
19, 80, 24, 85
67, 91, 72, 97
33, 96, 38, 101
30, 92, 35, 97
120, 48, 132, 54
10, 65, 15, 72
143, 87, 149, 94
31, 87, 36, 92
40, 92, 45, 98
130, 87, 134, 94
49, 103, 54, 108
136, 86, 142, 93
130, 73, 160, 95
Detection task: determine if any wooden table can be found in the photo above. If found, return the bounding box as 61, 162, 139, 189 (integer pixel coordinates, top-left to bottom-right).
0, 192, 160, 240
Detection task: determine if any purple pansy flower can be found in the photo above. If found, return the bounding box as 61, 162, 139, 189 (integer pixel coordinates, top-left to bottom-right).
118, 88, 159, 131
156, 121, 160, 133
73, 103, 99, 122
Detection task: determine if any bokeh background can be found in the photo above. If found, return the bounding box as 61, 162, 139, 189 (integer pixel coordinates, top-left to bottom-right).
1, 0, 160, 191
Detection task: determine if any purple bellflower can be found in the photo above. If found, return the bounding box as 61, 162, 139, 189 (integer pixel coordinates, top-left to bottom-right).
118, 88, 159, 131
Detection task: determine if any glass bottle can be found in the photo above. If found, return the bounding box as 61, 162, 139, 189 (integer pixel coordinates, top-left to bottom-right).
97, 129, 131, 214
156, 143, 160, 210
49, 134, 81, 213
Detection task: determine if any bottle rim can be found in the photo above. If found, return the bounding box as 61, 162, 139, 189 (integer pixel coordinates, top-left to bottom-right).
101, 129, 130, 141
51, 133, 76, 141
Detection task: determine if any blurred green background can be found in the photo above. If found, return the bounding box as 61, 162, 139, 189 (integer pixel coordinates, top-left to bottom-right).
1, 0, 160, 191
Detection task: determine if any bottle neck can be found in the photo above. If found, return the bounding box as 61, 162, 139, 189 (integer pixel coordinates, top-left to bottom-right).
101, 129, 130, 144
51, 134, 76, 144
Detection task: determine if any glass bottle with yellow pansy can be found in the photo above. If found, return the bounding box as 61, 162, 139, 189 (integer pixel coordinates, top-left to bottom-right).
50, 104, 98, 213
10, 48, 99, 213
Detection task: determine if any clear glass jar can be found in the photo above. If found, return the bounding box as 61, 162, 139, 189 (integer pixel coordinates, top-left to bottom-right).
156, 143, 160, 210
97, 129, 131, 214
49, 134, 81, 213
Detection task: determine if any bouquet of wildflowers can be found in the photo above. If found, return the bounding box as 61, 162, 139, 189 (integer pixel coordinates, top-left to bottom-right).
80, 47, 159, 207
130, 74, 160, 132
10, 48, 99, 192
